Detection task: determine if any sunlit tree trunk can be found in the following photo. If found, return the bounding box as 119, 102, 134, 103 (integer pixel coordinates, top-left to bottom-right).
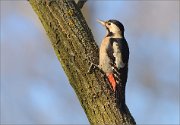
29, 0, 136, 124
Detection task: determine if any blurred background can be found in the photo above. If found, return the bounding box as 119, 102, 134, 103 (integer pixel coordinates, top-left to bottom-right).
1, 0, 179, 124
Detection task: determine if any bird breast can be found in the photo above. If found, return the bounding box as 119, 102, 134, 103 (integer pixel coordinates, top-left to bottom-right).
99, 37, 113, 73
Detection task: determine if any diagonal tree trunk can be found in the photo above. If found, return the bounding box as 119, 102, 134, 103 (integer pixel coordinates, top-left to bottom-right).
29, 0, 136, 124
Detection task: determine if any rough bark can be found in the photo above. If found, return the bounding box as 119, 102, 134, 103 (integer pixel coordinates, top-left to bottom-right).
29, 0, 136, 124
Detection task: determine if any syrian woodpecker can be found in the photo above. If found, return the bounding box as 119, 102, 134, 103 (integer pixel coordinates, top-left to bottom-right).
97, 19, 129, 104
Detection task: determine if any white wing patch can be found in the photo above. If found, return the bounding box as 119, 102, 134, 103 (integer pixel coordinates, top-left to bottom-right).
113, 42, 125, 69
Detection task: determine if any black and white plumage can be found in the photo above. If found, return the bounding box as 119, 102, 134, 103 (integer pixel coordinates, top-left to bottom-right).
98, 19, 129, 105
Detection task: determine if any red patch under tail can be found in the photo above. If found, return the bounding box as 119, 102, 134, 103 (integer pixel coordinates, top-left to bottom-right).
107, 73, 116, 91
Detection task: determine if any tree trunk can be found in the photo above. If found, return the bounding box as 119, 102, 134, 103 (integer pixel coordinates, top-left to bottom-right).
29, 0, 136, 124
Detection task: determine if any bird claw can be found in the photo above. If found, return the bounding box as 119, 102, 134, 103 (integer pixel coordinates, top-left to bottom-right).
87, 63, 99, 74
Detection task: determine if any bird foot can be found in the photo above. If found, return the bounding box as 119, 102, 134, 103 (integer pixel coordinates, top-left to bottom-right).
87, 63, 99, 74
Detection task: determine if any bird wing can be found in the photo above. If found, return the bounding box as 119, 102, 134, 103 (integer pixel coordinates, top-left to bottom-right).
110, 38, 129, 69
110, 38, 129, 106
112, 41, 125, 69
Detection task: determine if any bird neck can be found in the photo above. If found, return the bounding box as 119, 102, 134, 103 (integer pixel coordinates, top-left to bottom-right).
106, 31, 124, 38
112, 32, 124, 38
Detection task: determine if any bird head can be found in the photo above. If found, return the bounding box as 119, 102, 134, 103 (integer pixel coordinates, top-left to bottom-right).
97, 19, 124, 38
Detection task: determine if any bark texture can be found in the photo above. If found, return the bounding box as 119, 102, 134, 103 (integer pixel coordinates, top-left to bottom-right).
29, 0, 136, 124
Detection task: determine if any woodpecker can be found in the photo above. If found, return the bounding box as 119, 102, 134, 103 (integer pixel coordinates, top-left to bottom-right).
97, 19, 129, 104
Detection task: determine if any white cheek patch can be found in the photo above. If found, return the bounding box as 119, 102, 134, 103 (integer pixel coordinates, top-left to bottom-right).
110, 23, 120, 33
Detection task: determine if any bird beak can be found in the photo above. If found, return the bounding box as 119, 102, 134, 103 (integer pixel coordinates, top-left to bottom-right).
97, 19, 106, 26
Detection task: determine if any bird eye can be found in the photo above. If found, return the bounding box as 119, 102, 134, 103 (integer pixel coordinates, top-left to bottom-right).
107, 22, 111, 25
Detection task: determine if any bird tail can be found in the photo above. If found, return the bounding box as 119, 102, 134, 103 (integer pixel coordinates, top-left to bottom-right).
114, 67, 128, 106
107, 66, 128, 106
